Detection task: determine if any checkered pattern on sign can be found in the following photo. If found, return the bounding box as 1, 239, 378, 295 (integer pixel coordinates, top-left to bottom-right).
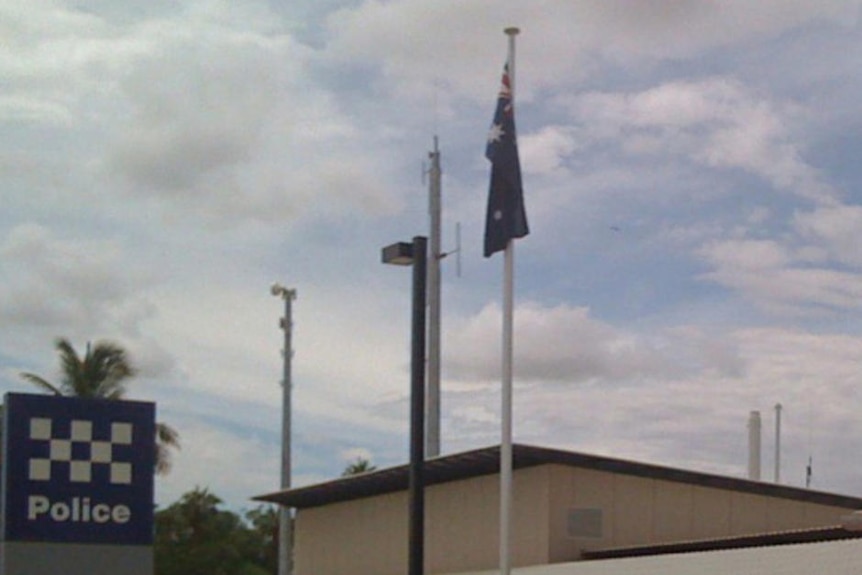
27, 417, 134, 485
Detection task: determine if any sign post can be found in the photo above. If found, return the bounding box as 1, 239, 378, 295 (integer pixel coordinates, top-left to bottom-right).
1, 393, 155, 575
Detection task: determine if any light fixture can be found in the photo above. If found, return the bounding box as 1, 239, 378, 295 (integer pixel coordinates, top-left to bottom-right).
381, 236, 427, 575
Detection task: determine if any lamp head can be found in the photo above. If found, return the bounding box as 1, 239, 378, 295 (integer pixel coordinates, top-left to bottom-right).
381, 241, 414, 266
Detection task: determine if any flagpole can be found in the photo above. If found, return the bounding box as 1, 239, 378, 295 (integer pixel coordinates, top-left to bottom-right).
500, 25, 519, 575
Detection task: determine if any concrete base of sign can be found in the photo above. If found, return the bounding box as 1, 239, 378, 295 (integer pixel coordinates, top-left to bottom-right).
0, 542, 153, 575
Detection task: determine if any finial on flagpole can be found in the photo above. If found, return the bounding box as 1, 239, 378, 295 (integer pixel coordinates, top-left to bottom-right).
504, 27, 520, 36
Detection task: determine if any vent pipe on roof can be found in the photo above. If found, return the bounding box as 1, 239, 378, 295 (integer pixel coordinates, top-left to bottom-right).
774, 403, 782, 483
748, 411, 761, 481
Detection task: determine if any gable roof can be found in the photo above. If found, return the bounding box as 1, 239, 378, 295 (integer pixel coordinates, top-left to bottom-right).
254, 443, 862, 510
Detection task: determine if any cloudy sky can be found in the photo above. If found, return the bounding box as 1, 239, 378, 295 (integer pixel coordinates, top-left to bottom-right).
4, 0, 862, 510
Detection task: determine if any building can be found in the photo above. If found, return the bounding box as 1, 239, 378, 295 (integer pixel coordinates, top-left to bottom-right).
256, 444, 862, 575
451, 535, 862, 575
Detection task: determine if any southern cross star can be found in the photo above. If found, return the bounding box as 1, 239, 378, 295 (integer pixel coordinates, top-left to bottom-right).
487, 122, 504, 144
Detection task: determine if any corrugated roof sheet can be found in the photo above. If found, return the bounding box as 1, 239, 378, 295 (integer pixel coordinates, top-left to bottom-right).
450, 538, 862, 575
582, 525, 862, 560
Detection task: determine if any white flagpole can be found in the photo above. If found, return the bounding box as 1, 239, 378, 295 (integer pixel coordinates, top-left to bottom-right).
500, 25, 519, 575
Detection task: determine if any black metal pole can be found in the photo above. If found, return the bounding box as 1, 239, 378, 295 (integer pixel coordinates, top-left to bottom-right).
409, 236, 427, 575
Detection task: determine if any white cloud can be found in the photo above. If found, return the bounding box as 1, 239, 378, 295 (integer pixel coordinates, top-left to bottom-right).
567, 78, 832, 201
1, 0, 403, 229
700, 238, 791, 271
317, 0, 862, 106
519, 125, 577, 176
0, 1, 154, 126
6, 0, 862, 509
156, 415, 279, 510
698, 238, 862, 313
502, 323, 862, 487
794, 204, 862, 267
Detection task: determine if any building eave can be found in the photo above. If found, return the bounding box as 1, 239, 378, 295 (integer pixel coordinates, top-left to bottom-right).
254, 443, 862, 510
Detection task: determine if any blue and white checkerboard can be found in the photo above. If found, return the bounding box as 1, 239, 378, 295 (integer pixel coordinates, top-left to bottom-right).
27, 417, 135, 485
2, 393, 156, 545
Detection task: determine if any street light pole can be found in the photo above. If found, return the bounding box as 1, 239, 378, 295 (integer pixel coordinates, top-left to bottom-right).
271, 284, 297, 575
408, 236, 427, 575
382, 236, 427, 575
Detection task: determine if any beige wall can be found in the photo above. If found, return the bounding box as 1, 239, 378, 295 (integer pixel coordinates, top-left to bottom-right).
427, 466, 551, 573
295, 490, 407, 575
295, 466, 552, 575
546, 464, 853, 562
294, 464, 856, 575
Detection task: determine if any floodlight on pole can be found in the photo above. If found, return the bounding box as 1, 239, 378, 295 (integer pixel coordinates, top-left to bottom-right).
272, 283, 297, 575
381, 236, 427, 575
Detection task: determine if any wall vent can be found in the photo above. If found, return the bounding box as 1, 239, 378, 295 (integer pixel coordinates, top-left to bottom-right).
567, 508, 603, 538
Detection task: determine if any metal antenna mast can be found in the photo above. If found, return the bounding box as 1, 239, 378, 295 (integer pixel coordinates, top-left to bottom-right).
427, 136, 442, 458
272, 284, 297, 575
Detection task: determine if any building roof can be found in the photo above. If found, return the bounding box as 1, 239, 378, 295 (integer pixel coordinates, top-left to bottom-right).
254, 443, 862, 510
452, 538, 862, 575
582, 525, 862, 560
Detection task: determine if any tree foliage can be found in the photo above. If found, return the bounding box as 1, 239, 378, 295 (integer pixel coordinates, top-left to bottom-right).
154, 487, 278, 575
20, 339, 134, 399
19, 337, 181, 474
342, 456, 376, 476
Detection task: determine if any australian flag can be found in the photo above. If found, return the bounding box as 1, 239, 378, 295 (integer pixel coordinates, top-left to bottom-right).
484, 63, 529, 258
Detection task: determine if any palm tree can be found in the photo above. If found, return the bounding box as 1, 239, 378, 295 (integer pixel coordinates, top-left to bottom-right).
342, 457, 376, 476
20, 337, 180, 475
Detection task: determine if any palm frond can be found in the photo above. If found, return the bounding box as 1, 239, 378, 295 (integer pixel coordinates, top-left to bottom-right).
86, 341, 134, 399
55, 338, 90, 396
24, 336, 181, 477
157, 422, 181, 447
155, 421, 181, 475
18, 372, 63, 395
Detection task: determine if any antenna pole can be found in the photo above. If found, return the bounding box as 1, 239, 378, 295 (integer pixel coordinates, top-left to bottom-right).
427, 136, 442, 458
273, 286, 297, 575
455, 222, 462, 278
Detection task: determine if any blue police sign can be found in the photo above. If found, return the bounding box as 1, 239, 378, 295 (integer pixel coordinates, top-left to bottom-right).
2, 393, 155, 545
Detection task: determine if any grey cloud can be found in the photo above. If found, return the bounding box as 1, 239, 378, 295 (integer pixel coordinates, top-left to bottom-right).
0, 224, 154, 337
446, 303, 744, 385
106, 39, 290, 193
320, 0, 862, 103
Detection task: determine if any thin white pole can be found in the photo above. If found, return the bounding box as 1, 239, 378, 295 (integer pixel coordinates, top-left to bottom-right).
500, 243, 514, 575
500, 26, 519, 575
427, 136, 442, 458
